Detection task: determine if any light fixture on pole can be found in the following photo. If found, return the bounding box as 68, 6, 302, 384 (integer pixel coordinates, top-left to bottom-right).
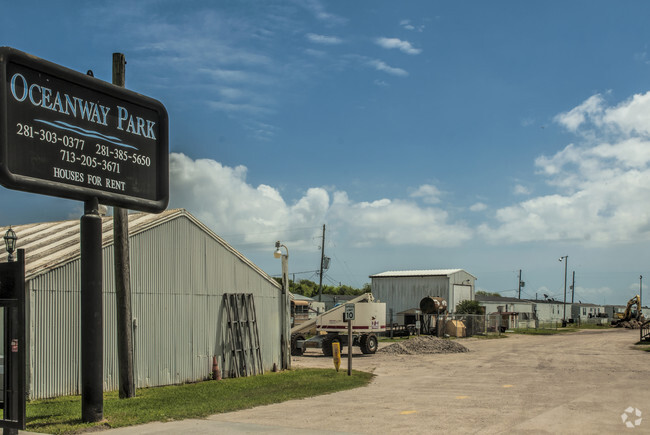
273, 241, 290, 370
4, 227, 17, 262
558, 256, 568, 323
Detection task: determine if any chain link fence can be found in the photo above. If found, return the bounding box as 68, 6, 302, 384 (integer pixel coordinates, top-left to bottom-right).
383, 312, 612, 338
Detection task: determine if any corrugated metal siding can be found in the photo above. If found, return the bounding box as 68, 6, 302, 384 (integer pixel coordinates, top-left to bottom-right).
28, 214, 282, 399
372, 276, 450, 320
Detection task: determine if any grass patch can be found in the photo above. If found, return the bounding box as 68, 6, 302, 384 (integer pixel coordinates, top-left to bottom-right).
25, 368, 373, 434
633, 341, 650, 352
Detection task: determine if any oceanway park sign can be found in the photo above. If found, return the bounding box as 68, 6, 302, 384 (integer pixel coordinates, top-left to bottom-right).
0, 47, 168, 212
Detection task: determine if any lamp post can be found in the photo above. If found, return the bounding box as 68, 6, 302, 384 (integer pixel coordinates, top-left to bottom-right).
274, 241, 291, 370
4, 227, 18, 262
559, 256, 568, 323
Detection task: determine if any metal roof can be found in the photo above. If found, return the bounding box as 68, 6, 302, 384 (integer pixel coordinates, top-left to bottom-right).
475, 294, 533, 303
0, 208, 279, 287
369, 269, 476, 279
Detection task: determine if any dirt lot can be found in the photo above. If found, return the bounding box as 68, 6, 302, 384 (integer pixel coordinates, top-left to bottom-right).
207, 329, 649, 434
103, 328, 649, 434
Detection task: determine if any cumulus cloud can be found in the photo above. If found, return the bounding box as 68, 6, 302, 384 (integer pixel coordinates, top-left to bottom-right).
306, 33, 343, 45
480, 90, 650, 245
554, 94, 604, 132
375, 37, 422, 55
169, 153, 470, 250
329, 192, 472, 247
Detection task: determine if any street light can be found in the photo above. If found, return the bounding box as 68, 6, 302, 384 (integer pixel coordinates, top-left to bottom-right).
4, 227, 17, 262
559, 256, 568, 323
273, 241, 290, 370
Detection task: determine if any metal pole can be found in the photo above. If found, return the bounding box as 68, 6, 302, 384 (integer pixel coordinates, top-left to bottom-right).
281, 252, 291, 370
562, 256, 568, 322
81, 198, 103, 422
639, 275, 643, 314
347, 319, 352, 376
518, 269, 522, 299
112, 52, 136, 399
318, 224, 325, 302
571, 271, 575, 304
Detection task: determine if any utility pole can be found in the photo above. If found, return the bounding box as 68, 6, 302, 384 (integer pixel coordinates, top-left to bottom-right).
518, 270, 522, 299
112, 53, 135, 399
559, 256, 568, 322
318, 224, 325, 302
571, 271, 575, 304
640, 275, 643, 309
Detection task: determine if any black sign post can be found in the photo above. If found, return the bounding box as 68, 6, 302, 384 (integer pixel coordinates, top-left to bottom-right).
0, 249, 26, 434
0, 47, 169, 423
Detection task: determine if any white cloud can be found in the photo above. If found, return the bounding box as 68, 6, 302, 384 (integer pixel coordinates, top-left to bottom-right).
554, 94, 604, 132
169, 153, 471, 249
603, 92, 650, 136
481, 90, 650, 245
375, 37, 422, 55
301, 0, 348, 26
513, 184, 530, 195
329, 192, 472, 247
306, 33, 343, 45
470, 202, 487, 212
399, 19, 424, 32
368, 59, 408, 77
410, 184, 442, 204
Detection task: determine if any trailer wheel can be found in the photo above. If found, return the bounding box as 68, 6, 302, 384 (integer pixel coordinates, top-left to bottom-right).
322, 337, 339, 357
360, 334, 378, 354
291, 334, 305, 356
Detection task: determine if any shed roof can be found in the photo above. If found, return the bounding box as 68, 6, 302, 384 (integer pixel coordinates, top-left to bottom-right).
1, 208, 279, 288
370, 269, 476, 279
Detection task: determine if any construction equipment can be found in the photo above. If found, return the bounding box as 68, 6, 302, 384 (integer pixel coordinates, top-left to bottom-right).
612, 294, 645, 328
290, 293, 386, 356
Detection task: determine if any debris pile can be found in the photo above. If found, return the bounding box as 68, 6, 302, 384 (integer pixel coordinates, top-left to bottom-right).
612, 318, 645, 329
379, 335, 469, 355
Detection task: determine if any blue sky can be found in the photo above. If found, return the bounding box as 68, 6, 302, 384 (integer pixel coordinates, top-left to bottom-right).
3, 1, 650, 305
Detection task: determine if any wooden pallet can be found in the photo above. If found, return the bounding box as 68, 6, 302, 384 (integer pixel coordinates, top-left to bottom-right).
223, 293, 263, 377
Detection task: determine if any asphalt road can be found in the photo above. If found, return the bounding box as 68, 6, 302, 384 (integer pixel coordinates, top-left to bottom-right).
100, 328, 649, 434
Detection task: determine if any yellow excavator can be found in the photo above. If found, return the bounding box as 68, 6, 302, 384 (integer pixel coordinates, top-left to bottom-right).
612, 295, 644, 327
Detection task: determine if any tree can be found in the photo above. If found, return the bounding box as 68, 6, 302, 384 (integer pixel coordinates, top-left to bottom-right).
455, 299, 483, 314
476, 290, 501, 297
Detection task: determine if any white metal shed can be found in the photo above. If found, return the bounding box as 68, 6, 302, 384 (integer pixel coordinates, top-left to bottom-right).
370, 269, 476, 318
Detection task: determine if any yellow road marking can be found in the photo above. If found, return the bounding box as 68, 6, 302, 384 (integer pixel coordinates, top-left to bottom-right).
456, 395, 470, 399
502, 384, 513, 388
400, 410, 417, 415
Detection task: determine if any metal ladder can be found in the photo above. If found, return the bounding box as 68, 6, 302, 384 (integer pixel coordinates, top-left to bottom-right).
223, 293, 263, 377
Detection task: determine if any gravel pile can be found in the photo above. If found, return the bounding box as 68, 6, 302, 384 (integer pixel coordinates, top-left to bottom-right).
379, 335, 469, 355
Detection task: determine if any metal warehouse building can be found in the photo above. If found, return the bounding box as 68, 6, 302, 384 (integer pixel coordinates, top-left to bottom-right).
3, 208, 283, 399
370, 269, 476, 316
